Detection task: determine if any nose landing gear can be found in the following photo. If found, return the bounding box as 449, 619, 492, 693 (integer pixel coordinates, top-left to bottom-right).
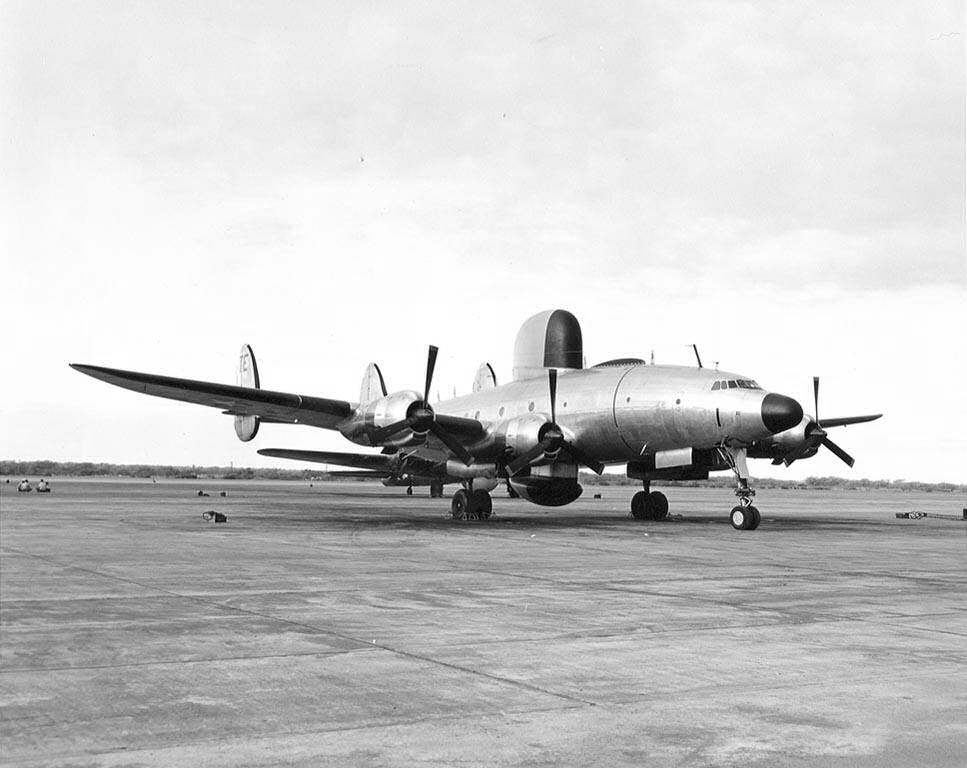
719, 444, 761, 530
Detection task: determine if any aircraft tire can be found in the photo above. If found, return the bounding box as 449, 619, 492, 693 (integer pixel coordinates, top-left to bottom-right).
451, 489, 470, 520
648, 491, 669, 520
630, 491, 648, 520
730, 505, 757, 530
746, 506, 761, 530
472, 490, 493, 520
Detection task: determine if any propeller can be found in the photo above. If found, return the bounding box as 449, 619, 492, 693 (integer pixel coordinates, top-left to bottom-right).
506, 368, 605, 476
782, 376, 855, 467
369, 346, 474, 465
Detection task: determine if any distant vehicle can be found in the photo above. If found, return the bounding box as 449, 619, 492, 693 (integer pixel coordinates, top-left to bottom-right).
36, 479, 51, 493
17, 479, 32, 492
72, 309, 881, 529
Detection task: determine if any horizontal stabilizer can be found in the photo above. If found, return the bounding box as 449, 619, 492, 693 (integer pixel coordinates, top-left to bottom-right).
258, 448, 391, 470
819, 414, 883, 429
71, 364, 354, 430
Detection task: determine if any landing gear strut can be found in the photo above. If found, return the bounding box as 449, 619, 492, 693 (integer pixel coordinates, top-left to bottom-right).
630, 481, 669, 521
719, 445, 760, 530
450, 483, 493, 521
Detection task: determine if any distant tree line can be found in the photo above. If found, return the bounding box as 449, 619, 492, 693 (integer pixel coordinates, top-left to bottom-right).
1, 460, 316, 481
2, 460, 963, 492
579, 472, 965, 493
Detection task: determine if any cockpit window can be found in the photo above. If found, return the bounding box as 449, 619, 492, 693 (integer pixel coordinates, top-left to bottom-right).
727, 380, 738, 389
711, 381, 721, 391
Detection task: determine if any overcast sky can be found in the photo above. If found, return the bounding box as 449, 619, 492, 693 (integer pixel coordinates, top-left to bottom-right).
1, 1, 964, 482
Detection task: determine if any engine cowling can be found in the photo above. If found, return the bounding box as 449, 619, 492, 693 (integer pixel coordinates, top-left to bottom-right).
495, 414, 561, 465
340, 389, 425, 446
371, 390, 423, 433
747, 417, 818, 461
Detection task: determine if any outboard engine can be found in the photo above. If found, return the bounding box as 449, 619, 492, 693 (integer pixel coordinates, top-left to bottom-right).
512, 309, 584, 381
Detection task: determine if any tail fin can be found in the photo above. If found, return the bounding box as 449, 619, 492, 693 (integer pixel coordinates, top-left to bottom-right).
234, 344, 260, 442
360, 362, 388, 405
472, 362, 497, 393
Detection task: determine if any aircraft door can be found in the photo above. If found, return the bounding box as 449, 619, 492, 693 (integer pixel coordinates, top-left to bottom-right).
613, 366, 671, 455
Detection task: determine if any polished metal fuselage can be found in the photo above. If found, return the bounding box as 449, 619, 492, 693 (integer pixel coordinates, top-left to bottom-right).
345, 362, 779, 467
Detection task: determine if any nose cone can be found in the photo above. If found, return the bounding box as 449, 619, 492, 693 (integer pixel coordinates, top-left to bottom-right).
761, 393, 803, 434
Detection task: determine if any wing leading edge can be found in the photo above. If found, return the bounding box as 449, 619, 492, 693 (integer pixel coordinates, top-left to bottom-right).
70, 364, 354, 430
257, 448, 391, 470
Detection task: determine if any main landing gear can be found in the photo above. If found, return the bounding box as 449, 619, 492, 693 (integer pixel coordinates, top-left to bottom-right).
719, 445, 761, 531
450, 484, 493, 521
630, 482, 668, 521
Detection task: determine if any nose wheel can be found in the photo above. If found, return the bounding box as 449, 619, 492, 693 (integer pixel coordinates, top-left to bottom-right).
730, 504, 761, 530
719, 444, 763, 531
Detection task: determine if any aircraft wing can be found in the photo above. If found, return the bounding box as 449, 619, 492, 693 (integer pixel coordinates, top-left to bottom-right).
70, 364, 354, 430
258, 448, 391, 470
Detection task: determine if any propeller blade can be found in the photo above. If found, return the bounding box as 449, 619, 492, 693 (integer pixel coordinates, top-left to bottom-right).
562, 440, 604, 474
819, 414, 883, 428
507, 441, 552, 476
369, 418, 413, 443
813, 376, 820, 426
821, 436, 855, 467
427, 422, 474, 466
781, 440, 815, 467
781, 427, 825, 467
548, 368, 557, 424
423, 345, 438, 406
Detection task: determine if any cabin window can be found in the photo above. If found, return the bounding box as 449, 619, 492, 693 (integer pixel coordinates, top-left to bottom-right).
474, 411, 480, 420
728, 380, 738, 389
711, 381, 721, 391
528, 401, 535, 412
498, 406, 504, 417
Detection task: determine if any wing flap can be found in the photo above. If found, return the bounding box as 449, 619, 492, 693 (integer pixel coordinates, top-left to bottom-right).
71, 364, 354, 430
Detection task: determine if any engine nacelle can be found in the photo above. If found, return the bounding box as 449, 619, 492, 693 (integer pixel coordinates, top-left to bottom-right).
494, 414, 558, 461
508, 476, 583, 506
340, 389, 425, 446
747, 417, 818, 460
496, 414, 547, 454
371, 390, 423, 431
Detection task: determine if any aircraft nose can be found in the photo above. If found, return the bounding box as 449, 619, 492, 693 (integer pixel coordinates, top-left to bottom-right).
761, 393, 803, 433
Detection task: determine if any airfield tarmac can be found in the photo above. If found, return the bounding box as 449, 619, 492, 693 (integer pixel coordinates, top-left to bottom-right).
1, 479, 965, 767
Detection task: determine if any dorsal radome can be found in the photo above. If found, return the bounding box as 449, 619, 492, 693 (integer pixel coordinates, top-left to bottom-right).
512, 309, 584, 381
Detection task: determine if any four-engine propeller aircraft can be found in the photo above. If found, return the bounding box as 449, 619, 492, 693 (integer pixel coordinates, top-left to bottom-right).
71, 309, 881, 530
